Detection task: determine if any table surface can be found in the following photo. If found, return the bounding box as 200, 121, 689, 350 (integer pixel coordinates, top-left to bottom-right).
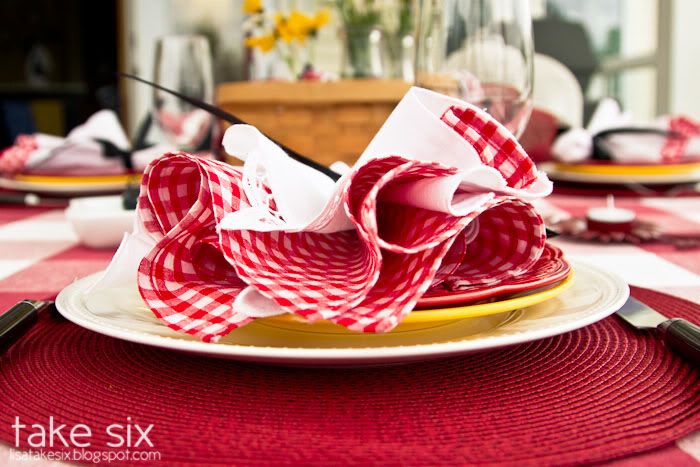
1, 193, 699, 466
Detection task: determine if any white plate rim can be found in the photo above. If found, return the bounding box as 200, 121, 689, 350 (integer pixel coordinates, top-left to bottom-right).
55, 261, 629, 363
539, 162, 700, 185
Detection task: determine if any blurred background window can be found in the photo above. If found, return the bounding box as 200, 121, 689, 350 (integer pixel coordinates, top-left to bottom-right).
532, 0, 664, 121
1, 0, 698, 145
532, 0, 700, 123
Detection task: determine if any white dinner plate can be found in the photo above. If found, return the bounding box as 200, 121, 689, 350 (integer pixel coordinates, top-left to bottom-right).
55, 261, 628, 366
540, 161, 700, 185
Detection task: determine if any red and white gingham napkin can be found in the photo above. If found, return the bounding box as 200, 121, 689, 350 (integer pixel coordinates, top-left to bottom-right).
662, 116, 700, 163
0, 134, 40, 173
93, 87, 551, 342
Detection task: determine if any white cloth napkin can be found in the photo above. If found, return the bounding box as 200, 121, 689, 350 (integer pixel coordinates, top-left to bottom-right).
552, 98, 700, 164
86, 86, 552, 324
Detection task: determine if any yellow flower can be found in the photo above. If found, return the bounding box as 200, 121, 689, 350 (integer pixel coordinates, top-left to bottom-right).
288, 10, 313, 32
278, 10, 315, 43
310, 9, 330, 31
274, 13, 293, 43
273, 9, 328, 44
245, 33, 276, 53
242, 0, 263, 14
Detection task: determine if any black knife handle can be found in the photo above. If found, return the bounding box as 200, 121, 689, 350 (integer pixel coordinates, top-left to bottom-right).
0, 193, 31, 205
0, 300, 42, 354
658, 318, 700, 366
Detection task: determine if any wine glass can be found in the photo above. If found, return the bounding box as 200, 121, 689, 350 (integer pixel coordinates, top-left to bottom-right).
415, 0, 534, 137
153, 35, 214, 151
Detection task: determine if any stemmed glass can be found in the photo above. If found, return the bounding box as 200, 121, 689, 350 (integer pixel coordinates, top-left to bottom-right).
153, 35, 214, 151
415, 0, 534, 137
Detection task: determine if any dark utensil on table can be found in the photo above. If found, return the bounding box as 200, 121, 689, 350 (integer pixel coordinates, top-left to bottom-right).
0, 300, 56, 354
617, 296, 700, 365
0, 192, 69, 207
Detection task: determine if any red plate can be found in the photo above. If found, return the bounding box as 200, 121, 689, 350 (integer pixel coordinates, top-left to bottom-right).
417, 243, 571, 307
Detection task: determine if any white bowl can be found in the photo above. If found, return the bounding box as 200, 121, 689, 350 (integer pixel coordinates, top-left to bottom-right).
66, 196, 135, 249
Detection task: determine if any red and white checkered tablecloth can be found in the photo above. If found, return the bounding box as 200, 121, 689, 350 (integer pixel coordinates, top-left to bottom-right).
0, 194, 699, 466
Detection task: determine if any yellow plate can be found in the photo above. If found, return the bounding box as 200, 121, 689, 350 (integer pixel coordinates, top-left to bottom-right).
552, 161, 700, 176
540, 161, 700, 185
259, 271, 575, 334
0, 173, 141, 194
13, 173, 140, 185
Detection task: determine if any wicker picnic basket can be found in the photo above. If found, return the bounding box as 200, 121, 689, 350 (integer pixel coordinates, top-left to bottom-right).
216, 79, 411, 167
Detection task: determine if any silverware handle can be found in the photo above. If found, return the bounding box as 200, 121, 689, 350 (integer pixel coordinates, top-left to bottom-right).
0, 300, 40, 354
0, 193, 30, 205
658, 319, 700, 366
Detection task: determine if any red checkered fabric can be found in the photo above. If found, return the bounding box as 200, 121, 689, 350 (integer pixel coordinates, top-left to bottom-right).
0, 135, 37, 174
662, 116, 700, 163
137, 153, 253, 342
136, 150, 545, 341
438, 200, 545, 287
434, 242, 565, 293
441, 105, 538, 189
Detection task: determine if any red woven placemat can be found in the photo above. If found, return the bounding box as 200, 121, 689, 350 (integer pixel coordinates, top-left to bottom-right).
1, 287, 699, 466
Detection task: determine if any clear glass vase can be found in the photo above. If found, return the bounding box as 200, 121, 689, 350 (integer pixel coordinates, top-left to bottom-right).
343, 26, 387, 78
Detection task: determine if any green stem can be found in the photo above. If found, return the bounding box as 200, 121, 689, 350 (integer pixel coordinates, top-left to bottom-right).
309, 38, 317, 66
277, 44, 297, 79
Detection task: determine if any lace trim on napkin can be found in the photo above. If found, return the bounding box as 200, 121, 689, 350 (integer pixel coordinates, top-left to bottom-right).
239, 157, 286, 228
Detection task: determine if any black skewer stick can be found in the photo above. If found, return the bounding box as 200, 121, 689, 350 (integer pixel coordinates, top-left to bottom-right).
119, 73, 558, 238
119, 72, 341, 181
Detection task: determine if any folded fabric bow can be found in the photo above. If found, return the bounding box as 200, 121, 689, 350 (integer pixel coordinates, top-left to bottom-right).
552, 98, 700, 164
0, 110, 173, 176
93, 87, 552, 342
